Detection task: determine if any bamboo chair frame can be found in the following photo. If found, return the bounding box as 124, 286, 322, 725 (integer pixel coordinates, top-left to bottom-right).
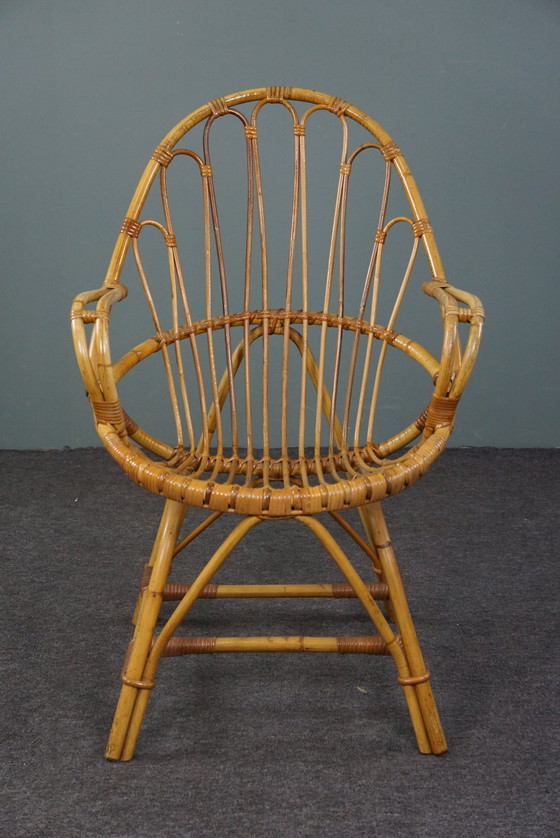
70, 87, 484, 760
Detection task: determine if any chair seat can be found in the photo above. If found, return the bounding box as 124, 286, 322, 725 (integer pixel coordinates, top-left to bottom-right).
103, 308, 449, 516
102, 421, 450, 516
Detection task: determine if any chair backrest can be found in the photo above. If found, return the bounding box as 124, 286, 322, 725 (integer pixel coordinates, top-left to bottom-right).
105, 86, 449, 485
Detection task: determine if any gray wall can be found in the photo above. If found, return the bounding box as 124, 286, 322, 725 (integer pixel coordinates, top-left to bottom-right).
2, 0, 558, 449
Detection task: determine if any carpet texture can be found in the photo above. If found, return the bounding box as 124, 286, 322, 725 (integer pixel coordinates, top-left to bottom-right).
1, 448, 558, 837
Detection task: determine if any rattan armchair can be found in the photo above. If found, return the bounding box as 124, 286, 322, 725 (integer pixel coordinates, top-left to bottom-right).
71, 87, 484, 760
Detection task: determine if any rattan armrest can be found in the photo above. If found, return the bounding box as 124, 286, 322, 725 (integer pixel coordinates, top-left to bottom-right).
70, 283, 128, 432
423, 279, 484, 399
423, 279, 484, 322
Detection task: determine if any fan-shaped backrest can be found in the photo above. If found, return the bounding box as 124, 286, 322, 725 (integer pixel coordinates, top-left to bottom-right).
106, 87, 448, 486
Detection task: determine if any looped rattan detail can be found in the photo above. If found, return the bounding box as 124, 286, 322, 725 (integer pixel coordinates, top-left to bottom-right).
375, 229, 387, 244
72, 309, 107, 324
163, 637, 217, 655
328, 96, 350, 116
200, 164, 213, 178
332, 582, 389, 599
468, 303, 485, 319
424, 394, 460, 431
197, 584, 219, 599
414, 406, 429, 431
380, 142, 401, 161
244, 124, 258, 139
266, 85, 292, 101
120, 217, 142, 238
398, 670, 431, 686
90, 399, 124, 426
164, 233, 176, 247
227, 484, 241, 511
209, 97, 229, 116
203, 482, 215, 506
158, 583, 220, 600
154, 308, 393, 345
151, 145, 174, 167
412, 218, 433, 238
339, 162, 352, 176
121, 673, 155, 690
293, 123, 306, 136
121, 642, 155, 689
336, 635, 391, 654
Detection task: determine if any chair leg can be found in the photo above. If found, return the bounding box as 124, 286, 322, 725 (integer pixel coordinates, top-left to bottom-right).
105, 499, 187, 761
107, 511, 262, 761
361, 502, 448, 755
298, 515, 433, 754
105, 497, 445, 758
131, 509, 222, 625
358, 507, 398, 622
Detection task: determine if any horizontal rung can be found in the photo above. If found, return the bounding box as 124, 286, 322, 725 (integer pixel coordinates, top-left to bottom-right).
160, 582, 389, 600
162, 634, 397, 655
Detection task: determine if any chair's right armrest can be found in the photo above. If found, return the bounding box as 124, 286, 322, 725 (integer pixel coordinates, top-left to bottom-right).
423, 279, 485, 400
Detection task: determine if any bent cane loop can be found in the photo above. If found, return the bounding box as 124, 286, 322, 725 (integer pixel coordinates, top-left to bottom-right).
363, 502, 447, 754
119, 515, 261, 761
297, 515, 431, 754
106, 499, 187, 760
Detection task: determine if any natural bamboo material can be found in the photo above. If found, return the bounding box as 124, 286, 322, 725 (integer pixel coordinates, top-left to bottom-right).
70, 87, 484, 760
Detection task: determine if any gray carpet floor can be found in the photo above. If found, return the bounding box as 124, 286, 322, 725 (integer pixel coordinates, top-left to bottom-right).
1, 448, 558, 837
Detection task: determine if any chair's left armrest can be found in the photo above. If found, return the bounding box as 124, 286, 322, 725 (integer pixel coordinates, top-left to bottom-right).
70, 283, 128, 433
